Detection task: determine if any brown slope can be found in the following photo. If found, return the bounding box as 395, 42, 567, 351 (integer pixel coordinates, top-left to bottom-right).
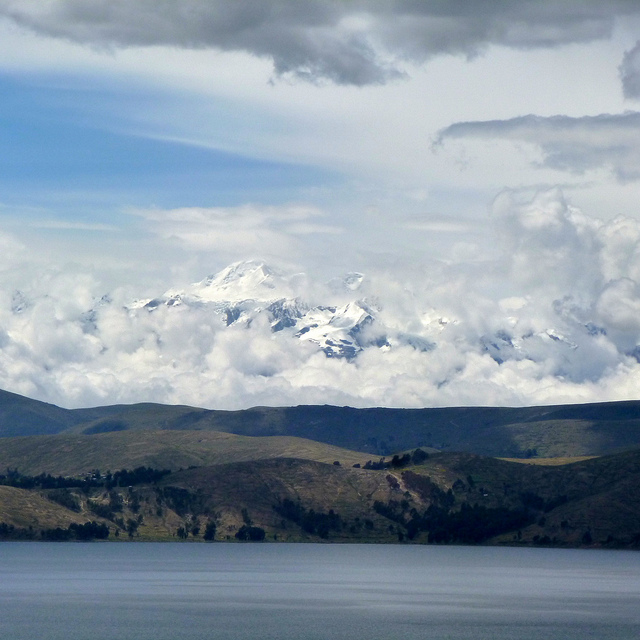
155, 458, 407, 542
403, 450, 640, 547
0, 486, 94, 530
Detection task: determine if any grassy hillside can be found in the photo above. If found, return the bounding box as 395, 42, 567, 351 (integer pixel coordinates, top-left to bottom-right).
71, 401, 640, 457
0, 388, 89, 437
3, 389, 639, 546
0, 430, 373, 476
4, 390, 640, 457
0, 485, 102, 530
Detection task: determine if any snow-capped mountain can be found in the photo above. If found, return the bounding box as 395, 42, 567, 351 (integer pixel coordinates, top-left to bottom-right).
166, 261, 296, 304
127, 261, 392, 358
45, 259, 631, 371
118, 260, 616, 364
8, 258, 640, 412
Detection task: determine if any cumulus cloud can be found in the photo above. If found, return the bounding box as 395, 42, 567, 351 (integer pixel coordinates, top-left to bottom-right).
491, 188, 603, 296
436, 112, 640, 181
2, 189, 640, 410
0, 229, 24, 269
0, 0, 637, 85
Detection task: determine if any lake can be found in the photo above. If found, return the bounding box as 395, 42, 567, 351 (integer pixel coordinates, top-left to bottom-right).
1, 543, 639, 639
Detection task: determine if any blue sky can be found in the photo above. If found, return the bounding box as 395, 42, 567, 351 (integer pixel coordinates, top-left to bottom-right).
0, 73, 338, 219
3, 2, 640, 409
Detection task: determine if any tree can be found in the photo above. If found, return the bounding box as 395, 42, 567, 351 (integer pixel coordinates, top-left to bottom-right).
203, 521, 217, 541
176, 526, 188, 539
411, 448, 429, 464
126, 518, 139, 538
235, 525, 265, 541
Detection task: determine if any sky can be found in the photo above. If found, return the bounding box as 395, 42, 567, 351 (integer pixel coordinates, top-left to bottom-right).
2, 1, 640, 410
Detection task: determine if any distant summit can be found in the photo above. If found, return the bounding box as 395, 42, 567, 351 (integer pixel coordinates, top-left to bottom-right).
187, 260, 290, 302
125, 261, 391, 358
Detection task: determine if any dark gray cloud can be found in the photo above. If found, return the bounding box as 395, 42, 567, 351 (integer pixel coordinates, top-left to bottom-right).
436, 112, 640, 181
0, 0, 638, 85
620, 41, 640, 99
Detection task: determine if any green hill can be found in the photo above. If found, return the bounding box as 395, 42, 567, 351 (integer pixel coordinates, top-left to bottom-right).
2, 388, 640, 458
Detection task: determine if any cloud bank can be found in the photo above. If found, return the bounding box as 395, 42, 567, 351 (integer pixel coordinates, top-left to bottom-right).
2, 190, 640, 410
436, 112, 640, 181
1, 0, 637, 85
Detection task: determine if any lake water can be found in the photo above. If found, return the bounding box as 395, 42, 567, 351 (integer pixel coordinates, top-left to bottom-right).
1, 543, 639, 639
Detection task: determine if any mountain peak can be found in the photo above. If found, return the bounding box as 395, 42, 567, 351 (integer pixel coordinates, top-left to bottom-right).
195, 260, 289, 302
206, 260, 273, 287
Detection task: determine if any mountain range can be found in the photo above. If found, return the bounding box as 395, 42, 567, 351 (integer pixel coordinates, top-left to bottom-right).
127, 261, 398, 359
8, 259, 637, 415
76, 259, 591, 362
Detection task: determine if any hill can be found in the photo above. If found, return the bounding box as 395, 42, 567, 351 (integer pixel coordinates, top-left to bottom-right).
1, 388, 639, 547
0, 430, 373, 476
2, 388, 640, 457
1, 439, 639, 548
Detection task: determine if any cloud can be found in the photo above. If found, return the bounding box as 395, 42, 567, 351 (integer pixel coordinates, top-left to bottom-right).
594, 278, 640, 352
30, 220, 118, 232
620, 41, 640, 99
133, 203, 341, 263
436, 112, 640, 181
403, 217, 477, 234
0, 1, 637, 85
491, 188, 603, 296
2, 189, 640, 411
0, 230, 24, 269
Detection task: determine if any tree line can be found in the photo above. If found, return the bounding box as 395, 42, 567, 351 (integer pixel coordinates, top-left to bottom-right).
0, 466, 171, 491
0, 520, 109, 541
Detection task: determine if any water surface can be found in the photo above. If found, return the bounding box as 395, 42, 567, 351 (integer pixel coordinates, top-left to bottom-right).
1, 543, 639, 639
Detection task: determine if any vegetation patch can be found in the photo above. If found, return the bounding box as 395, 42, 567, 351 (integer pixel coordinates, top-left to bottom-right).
273, 498, 345, 539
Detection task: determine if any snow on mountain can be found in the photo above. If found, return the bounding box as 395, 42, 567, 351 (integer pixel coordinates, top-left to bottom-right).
328, 271, 364, 294
10, 290, 29, 314
295, 301, 384, 358
106, 260, 620, 366
480, 328, 578, 366
121, 261, 392, 359
176, 260, 295, 303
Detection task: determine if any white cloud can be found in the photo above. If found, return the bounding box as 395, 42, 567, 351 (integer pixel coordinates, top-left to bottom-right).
620, 40, 640, 98
0, 229, 24, 269
2, 189, 640, 411
491, 188, 603, 296
131, 203, 341, 267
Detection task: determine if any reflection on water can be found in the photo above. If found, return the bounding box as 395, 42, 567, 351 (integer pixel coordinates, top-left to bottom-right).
1, 543, 639, 640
